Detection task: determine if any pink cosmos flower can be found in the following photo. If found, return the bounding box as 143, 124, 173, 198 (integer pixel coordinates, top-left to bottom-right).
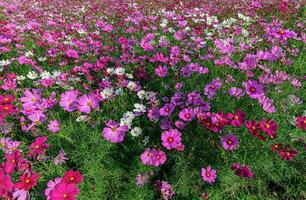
0, 169, 13, 196
66, 49, 79, 59
152, 149, 167, 167
45, 178, 62, 200
221, 134, 239, 151
155, 66, 168, 78
229, 87, 244, 99
201, 166, 217, 183
245, 80, 264, 99
28, 111, 46, 125
54, 150, 68, 166
140, 148, 156, 166
60, 91, 79, 112
4, 150, 22, 174
260, 119, 278, 139
140, 148, 167, 167
50, 182, 80, 200
48, 120, 60, 133
204, 78, 222, 99
102, 120, 128, 143
159, 103, 175, 117
20, 89, 41, 107
62, 170, 83, 185
12, 189, 30, 200
178, 108, 195, 122
28, 136, 49, 158
14, 172, 40, 191
158, 181, 175, 200
78, 94, 99, 114
161, 129, 182, 150
40, 78, 55, 87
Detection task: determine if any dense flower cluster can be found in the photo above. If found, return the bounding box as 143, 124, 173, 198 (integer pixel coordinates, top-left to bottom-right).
0, 0, 304, 199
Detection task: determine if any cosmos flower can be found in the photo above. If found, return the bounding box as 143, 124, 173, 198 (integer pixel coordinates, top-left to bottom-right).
78, 94, 99, 114
228, 110, 245, 127
28, 136, 49, 158
245, 80, 264, 99
14, 172, 40, 191
66, 49, 79, 59
229, 87, 244, 99
159, 103, 175, 117
140, 148, 167, 167
59, 90, 79, 112
201, 166, 217, 183
62, 170, 83, 185
47, 120, 61, 133
296, 116, 306, 130
231, 163, 254, 178
221, 134, 239, 151
155, 66, 168, 78
178, 108, 195, 122
0, 169, 13, 193
157, 181, 175, 200
278, 146, 297, 161
49, 182, 80, 200
161, 129, 182, 150
260, 119, 278, 139
102, 120, 128, 143
54, 150, 68, 166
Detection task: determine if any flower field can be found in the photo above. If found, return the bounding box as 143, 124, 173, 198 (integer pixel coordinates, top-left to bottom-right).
0, 0, 305, 199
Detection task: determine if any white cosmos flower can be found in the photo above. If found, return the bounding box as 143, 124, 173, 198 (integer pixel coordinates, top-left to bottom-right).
27, 71, 38, 79
130, 127, 142, 137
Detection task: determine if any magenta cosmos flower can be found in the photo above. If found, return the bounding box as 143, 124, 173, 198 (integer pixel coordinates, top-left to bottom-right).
161, 129, 182, 150
178, 108, 195, 122
260, 119, 278, 139
228, 110, 245, 127
78, 94, 99, 114
201, 166, 217, 184
140, 148, 167, 167
278, 146, 297, 161
245, 80, 264, 99
221, 134, 239, 151
49, 182, 80, 200
231, 163, 254, 178
296, 116, 306, 130
102, 120, 128, 143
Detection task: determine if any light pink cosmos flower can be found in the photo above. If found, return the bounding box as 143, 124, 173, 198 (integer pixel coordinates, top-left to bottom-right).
47, 120, 60, 133
60, 90, 79, 112
20, 89, 41, 107
54, 150, 68, 166
161, 129, 182, 150
45, 178, 62, 200
102, 120, 128, 143
201, 166, 217, 184
78, 94, 99, 114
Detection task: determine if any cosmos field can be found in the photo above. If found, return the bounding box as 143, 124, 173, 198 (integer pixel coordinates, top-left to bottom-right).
0, 0, 305, 199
